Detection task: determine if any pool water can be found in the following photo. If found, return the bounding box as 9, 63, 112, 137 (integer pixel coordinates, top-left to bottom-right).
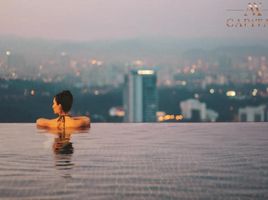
0, 123, 267, 200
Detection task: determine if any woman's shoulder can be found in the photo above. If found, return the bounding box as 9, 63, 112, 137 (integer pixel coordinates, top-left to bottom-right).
36, 118, 59, 128
36, 116, 90, 129
68, 116, 90, 128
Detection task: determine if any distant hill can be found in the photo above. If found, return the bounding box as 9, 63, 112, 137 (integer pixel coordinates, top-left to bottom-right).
1, 36, 268, 62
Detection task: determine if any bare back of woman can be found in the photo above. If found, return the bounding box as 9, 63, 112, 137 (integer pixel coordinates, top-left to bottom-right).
36, 90, 90, 129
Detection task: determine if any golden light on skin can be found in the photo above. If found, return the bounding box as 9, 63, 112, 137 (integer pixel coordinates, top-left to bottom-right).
137, 70, 154, 75
52, 98, 62, 115
226, 90, 236, 97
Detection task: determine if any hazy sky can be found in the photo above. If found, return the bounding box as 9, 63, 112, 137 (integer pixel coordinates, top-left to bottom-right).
0, 0, 267, 41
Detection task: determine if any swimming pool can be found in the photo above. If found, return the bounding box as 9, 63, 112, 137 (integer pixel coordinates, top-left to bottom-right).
0, 123, 267, 199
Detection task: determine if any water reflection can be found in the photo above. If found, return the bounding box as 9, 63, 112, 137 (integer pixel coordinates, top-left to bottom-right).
39, 127, 89, 178
53, 130, 73, 154
53, 130, 74, 179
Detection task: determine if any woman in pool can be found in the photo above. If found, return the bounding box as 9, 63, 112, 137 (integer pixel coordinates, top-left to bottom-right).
36, 90, 90, 129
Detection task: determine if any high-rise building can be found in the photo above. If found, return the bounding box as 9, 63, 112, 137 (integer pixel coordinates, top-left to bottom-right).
124, 69, 158, 122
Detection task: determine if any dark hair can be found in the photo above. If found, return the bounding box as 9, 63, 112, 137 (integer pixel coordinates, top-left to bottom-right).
54, 90, 73, 112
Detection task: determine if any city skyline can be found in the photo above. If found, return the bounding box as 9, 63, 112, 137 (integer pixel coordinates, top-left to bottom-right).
1, 0, 268, 123
1, 0, 268, 41
0, 38, 268, 122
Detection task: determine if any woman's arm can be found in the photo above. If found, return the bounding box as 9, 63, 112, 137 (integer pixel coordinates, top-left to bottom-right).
36, 118, 58, 128
72, 116, 91, 127
36, 118, 48, 127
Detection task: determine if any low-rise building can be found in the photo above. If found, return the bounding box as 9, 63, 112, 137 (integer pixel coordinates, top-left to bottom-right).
180, 99, 219, 122
238, 105, 267, 122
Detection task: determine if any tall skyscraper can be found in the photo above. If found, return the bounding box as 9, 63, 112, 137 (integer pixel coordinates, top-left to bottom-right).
124, 69, 158, 122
